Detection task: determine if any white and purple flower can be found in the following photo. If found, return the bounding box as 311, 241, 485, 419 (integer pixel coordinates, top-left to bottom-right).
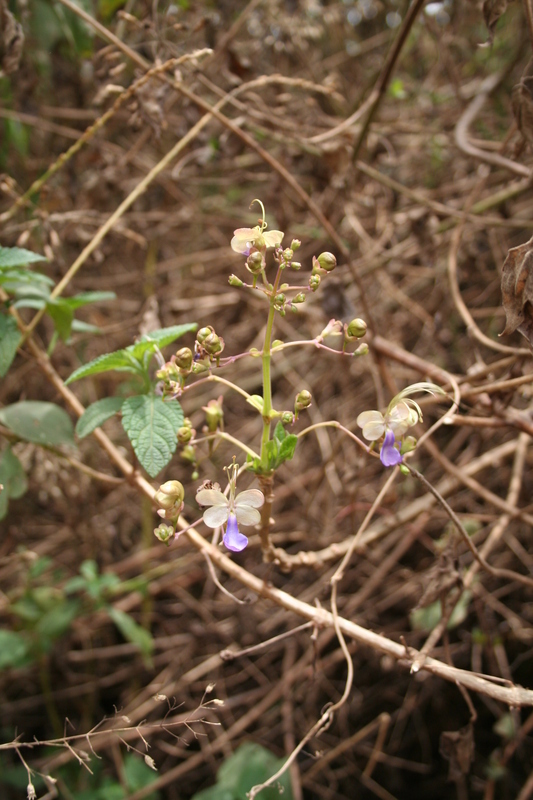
196, 466, 264, 552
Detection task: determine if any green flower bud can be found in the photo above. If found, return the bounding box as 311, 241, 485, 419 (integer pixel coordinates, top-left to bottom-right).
249, 347, 261, 357
154, 480, 185, 509
203, 332, 224, 356
154, 522, 175, 546
309, 274, 321, 291
283, 248, 294, 262
355, 342, 369, 356
246, 251, 264, 274
228, 274, 244, 287
197, 326, 213, 345
203, 396, 224, 432
156, 362, 179, 382
317, 252, 337, 272
295, 389, 312, 412
290, 239, 301, 250
290, 261, 302, 271
293, 292, 306, 304
175, 347, 193, 370
282, 411, 294, 424
272, 339, 283, 349
401, 435, 417, 455
275, 293, 286, 305
181, 444, 197, 463
346, 318, 367, 340
192, 360, 209, 374
177, 426, 193, 444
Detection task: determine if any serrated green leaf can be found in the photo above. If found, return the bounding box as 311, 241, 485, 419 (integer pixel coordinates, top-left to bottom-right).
63, 290, 116, 310
0, 401, 75, 446
107, 606, 154, 658
0, 246, 47, 268
76, 397, 124, 438
121, 395, 183, 477
71, 319, 102, 334
273, 421, 287, 442
66, 350, 143, 384
133, 324, 197, 350
0, 315, 21, 376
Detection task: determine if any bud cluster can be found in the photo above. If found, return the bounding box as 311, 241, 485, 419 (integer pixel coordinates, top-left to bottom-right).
194, 326, 225, 370
154, 480, 185, 520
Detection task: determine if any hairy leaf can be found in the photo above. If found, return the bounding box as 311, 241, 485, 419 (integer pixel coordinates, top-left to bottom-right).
121, 395, 183, 477
76, 397, 125, 438
0, 245, 47, 268
0, 401, 75, 446
66, 350, 143, 383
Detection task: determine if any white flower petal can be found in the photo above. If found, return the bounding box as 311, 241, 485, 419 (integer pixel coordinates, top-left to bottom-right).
196, 489, 228, 507
203, 505, 230, 528
357, 410, 384, 427
235, 489, 264, 509
263, 230, 284, 248
235, 506, 261, 526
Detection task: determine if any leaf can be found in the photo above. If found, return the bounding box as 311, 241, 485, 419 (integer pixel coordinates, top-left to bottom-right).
279, 433, 297, 462
500, 234, 533, 346
132, 323, 198, 350
63, 290, 116, 310
0, 315, 21, 376
0, 246, 47, 268
0, 630, 31, 670
65, 350, 143, 383
76, 397, 124, 438
217, 742, 293, 800
0, 401, 75, 446
121, 395, 183, 477
0, 447, 28, 519
123, 753, 160, 798
46, 298, 74, 341
107, 606, 154, 659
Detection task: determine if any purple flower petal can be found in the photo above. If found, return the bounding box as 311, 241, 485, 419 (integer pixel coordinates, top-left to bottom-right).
223, 513, 249, 552
380, 430, 403, 467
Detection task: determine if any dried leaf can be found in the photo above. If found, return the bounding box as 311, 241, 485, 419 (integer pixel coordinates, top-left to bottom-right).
500, 235, 533, 347
440, 723, 475, 781
512, 59, 533, 147
0, 0, 24, 76
482, 0, 511, 44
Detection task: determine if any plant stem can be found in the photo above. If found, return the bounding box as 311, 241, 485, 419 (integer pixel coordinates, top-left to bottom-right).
260, 265, 283, 465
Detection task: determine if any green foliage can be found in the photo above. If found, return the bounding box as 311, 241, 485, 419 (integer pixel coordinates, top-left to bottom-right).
68, 325, 195, 475
0, 315, 21, 377
121, 395, 184, 478
0, 447, 28, 520
247, 422, 298, 475
0, 246, 47, 269
76, 396, 125, 438
192, 742, 293, 800
0, 559, 153, 672
0, 401, 75, 447
409, 590, 472, 632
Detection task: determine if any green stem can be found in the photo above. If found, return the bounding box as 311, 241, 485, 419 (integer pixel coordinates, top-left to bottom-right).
260, 266, 283, 465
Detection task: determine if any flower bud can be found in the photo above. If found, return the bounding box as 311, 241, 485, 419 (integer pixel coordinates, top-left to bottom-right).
249, 347, 261, 357
246, 251, 264, 274
290, 261, 302, 270
295, 390, 312, 412
283, 248, 294, 262
154, 480, 185, 509
290, 239, 301, 250
203, 332, 224, 356
203, 396, 224, 432
317, 252, 337, 272
156, 362, 179, 382
346, 318, 367, 340
282, 411, 295, 424
197, 326, 213, 345
275, 293, 286, 305
177, 425, 193, 444
309, 274, 321, 291
175, 347, 193, 370
272, 339, 283, 349
154, 522, 175, 546
181, 444, 197, 463
355, 342, 369, 356
400, 435, 417, 454
293, 292, 306, 304
228, 274, 244, 287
